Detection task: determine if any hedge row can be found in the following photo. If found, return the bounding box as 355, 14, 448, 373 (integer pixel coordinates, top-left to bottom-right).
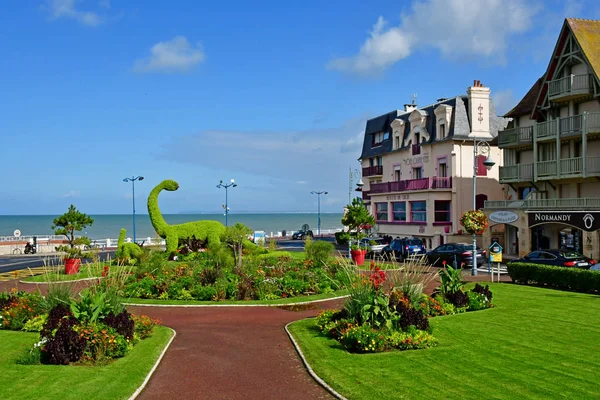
507, 262, 600, 294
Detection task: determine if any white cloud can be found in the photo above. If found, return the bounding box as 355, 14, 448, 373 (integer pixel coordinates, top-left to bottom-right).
133, 36, 205, 73
328, 0, 540, 74
492, 89, 517, 116
62, 190, 80, 198
45, 0, 105, 26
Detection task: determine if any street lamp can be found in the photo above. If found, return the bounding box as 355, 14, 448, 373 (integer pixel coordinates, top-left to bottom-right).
310, 191, 328, 236
123, 176, 144, 244
471, 140, 495, 276
349, 167, 364, 204
217, 179, 237, 226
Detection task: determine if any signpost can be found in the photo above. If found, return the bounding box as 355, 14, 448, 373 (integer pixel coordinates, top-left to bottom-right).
488, 242, 503, 282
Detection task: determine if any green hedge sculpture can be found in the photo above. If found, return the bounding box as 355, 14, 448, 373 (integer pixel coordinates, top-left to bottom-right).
148, 179, 226, 253
116, 228, 143, 263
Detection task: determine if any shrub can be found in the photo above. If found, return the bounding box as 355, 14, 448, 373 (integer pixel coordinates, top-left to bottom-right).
190, 285, 218, 301
386, 327, 438, 350
305, 240, 334, 267
103, 310, 135, 341
468, 291, 491, 311
472, 283, 493, 302
445, 289, 470, 308
22, 314, 48, 332
0, 291, 44, 331
315, 309, 337, 332
507, 262, 600, 293
75, 322, 130, 362
335, 231, 351, 246
339, 324, 387, 353
40, 310, 85, 365
394, 296, 430, 332
132, 314, 161, 339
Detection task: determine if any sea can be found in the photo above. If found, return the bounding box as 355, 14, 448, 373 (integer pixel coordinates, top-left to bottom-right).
0, 213, 344, 240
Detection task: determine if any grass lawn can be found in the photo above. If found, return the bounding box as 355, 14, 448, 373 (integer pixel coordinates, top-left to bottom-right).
0, 326, 173, 400
22, 265, 130, 283
288, 283, 600, 400
125, 289, 348, 306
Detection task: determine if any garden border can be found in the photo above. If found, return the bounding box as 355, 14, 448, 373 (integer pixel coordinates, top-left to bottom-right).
128, 327, 177, 400
284, 320, 347, 400
123, 294, 349, 308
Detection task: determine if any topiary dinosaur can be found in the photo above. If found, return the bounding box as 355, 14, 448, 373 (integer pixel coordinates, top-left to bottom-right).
148, 179, 226, 253
116, 228, 143, 263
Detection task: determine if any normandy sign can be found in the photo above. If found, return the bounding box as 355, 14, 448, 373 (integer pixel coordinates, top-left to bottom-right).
489, 211, 519, 224
528, 211, 600, 232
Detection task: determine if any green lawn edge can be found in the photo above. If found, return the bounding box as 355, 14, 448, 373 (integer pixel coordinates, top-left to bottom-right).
0, 325, 174, 400
124, 289, 349, 306
287, 283, 600, 400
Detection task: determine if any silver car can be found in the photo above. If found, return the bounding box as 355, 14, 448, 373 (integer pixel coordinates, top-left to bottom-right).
360, 237, 387, 255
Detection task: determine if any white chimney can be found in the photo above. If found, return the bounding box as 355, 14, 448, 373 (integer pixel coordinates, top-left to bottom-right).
467, 80, 492, 139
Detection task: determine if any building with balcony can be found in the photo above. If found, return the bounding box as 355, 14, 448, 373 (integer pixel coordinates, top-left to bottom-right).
484, 18, 600, 261
359, 81, 508, 249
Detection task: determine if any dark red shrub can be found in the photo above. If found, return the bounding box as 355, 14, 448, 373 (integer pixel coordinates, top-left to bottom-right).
395, 298, 430, 332
104, 310, 135, 341
40, 306, 85, 365
445, 290, 470, 308
472, 283, 493, 302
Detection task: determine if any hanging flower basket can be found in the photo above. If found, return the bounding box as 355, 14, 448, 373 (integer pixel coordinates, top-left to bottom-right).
460, 210, 489, 235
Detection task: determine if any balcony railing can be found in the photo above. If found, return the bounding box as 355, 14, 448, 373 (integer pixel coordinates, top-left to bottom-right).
588, 156, 600, 176
412, 144, 421, 155
499, 112, 600, 148
369, 177, 452, 194
431, 176, 452, 189
362, 166, 383, 177
548, 74, 593, 101
537, 160, 557, 178
560, 157, 583, 176
499, 163, 533, 182
362, 190, 371, 201
498, 126, 533, 147
485, 197, 600, 209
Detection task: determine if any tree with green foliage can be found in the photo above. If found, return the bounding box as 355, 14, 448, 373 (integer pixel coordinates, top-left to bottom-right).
341, 198, 375, 243
222, 223, 253, 269
51, 204, 94, 258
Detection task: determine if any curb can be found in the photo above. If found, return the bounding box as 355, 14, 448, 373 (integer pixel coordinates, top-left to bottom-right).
128, 327, 177, 400
284, 320, 347, 400
123, 294, 349, 308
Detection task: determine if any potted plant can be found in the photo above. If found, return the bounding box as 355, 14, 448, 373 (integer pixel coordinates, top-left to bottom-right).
460, 210, 489, 235
51, 204, 94, 274
342, 198, 375, 266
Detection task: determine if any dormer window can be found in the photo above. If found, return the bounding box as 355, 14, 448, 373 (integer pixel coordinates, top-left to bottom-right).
372, 131, 389, 147
439, 123, 446, 139
434, 104, 453, 141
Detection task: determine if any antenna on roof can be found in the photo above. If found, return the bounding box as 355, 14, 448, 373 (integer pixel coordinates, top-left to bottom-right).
411, 93, 417, 105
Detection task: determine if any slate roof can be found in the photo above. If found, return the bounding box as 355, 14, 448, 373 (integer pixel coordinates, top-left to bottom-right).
359, 96, 509, 160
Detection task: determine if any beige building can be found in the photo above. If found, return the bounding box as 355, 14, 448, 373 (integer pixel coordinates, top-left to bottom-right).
359, 81, 508, 249
483, 18, 600, 261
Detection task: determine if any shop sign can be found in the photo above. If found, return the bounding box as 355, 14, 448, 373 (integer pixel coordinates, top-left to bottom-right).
489, 211, 519, 224
527, 211, 600, 232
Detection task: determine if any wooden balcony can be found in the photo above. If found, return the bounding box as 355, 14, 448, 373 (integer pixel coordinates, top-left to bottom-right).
362, 166, 383, 177
498, 126, 533, 148
485, 197, 600, 210
548, 74, 593, 103
369, 177, 452, 194
499, 163, 533, 183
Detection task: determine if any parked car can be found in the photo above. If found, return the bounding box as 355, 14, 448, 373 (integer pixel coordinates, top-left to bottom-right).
508, 249, 596, 269
292, 230, 313, 240
426, 243, 486, 268
359, 237, 387, 256
381, 237, 427, 261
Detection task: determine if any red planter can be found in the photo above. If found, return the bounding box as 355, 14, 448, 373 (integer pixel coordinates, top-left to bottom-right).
351, 249, 367, 266
64, 258, 81, 275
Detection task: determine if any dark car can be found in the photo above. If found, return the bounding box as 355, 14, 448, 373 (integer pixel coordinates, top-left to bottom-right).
382, 237, 427, 261
508, 249, 596, 268
292, 230, 313, 240
427, 243, 486, 268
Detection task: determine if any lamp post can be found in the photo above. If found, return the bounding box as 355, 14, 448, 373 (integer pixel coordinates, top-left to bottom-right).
217, 179, 237, 226
471, 139, 495, 276
123, 176, 144, 244
310, 191, 328, 236
349, 167, 364, 204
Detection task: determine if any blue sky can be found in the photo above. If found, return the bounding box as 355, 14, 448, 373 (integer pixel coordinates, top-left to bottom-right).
1, 0, 599, 215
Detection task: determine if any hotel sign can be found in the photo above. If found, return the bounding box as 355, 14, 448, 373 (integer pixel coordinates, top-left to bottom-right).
528, 211, 600, 232
489, 211, 519, 224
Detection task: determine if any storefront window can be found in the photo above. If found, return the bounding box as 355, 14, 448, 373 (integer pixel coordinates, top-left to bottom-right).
375, 202, 388, 221
392, 202, 406, 221
434, 200, 451, 222
410, 201, 426, 222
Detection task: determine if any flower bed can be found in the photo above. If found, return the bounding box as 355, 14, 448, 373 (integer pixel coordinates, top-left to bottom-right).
0, 287, 160, 365
122, 250, 345, 301
315, 264, 493, 353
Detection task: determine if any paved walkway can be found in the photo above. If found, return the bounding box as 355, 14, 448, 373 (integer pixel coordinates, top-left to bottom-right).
0, 270, 512, 399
